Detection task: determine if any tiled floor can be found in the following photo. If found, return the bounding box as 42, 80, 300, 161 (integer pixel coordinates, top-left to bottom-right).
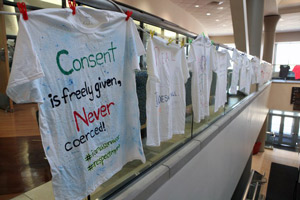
252, 148, 300, 198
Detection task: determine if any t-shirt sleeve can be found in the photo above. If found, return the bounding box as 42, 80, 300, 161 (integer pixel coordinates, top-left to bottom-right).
226, 51, 231, 68
187, 44, 196, 72
127, 19, 145, 71
210, 47, 217, 72
146, 38, 159, 81
6, 18, 45, 103
181, 49, 190, 83
232, 49, 238, 64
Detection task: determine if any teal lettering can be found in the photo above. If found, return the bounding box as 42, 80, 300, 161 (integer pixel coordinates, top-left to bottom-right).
73, 59, 81, 71
96, 53, 103, 65
56, 49, 74, 75
88, 54, 96, 68
81, 57, 89, 69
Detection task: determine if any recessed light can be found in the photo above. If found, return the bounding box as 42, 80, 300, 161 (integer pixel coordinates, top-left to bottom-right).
195, 5, 199, 8
218, 1, 223, 5
222, 24, 226, 27
216, 19, 220, 22
206, 13, 211, 16
279, 18, 284, 21
217, 6, 224, 10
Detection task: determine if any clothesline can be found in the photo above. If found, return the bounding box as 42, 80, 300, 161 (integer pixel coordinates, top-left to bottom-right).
0, 0, 267, 58
0, 0, 235, 51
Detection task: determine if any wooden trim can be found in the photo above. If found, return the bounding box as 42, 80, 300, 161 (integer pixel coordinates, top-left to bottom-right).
0, 0, 14, 111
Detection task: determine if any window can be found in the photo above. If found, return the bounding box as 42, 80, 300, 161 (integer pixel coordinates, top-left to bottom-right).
271, 116, 281, 133
283, 117, 294, 135
274, 42, 300, 72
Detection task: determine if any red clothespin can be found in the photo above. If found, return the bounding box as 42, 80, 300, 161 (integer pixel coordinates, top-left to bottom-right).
125, 10, 133, 21
17, 2, 28, 21
68, 0, 76, 15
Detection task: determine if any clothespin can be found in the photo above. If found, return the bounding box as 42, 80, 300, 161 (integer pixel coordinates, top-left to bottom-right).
211, 40, 214, 45
188, 39, 193, 44
68, 0, 76, 15
17, 2, 28, 21
150, 30, 155, 38
167, 38, 174, 45
180, 38, 185, 48
125, 10, 133, 21
202, 32, 205, 37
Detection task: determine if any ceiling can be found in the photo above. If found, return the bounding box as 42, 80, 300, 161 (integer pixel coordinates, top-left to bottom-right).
170, 0, 300, 36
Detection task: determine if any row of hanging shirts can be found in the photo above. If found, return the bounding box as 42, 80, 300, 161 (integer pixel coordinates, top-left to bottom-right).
145, 34, 273, 146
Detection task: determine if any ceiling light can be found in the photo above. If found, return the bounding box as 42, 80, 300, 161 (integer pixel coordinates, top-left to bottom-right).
195, 5, 199, 8
217, 6, 224, 10
206, 13, 211, 16
218, 1, 223, 5
216, 19, 220, 22
279, 18, 284, 21
222, 24, 226, 27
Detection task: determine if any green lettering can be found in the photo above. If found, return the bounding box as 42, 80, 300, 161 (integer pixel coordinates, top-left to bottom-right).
108, 42, 117, 62
88, 54, 96, 68
73, 59, 81, 71
104, 52, 111, 63
96, 53, 103, 65
81, 57, 89, 69
56, 49, 73, 75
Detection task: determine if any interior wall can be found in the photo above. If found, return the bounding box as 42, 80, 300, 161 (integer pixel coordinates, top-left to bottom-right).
148, 86, 270, 200
116, 0, 206, 35
268, 82, 297, 111
276, 31, 300, 42
209, 35, 235, 44
211, 31, 300, 46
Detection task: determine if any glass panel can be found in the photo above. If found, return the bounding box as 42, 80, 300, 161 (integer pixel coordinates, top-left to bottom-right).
178, 34, 187, 55
164, 29, 176, 39
271, 116, 281, 133
133, 20, 140, 26
283, 117, 294, 135
144, 23, 162, 35
4, 5, 18, 36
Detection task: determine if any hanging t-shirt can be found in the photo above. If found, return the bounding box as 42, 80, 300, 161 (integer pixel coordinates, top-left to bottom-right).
239, 54, 251, 94
229, 49, 242, 94
279, 65, 290, 78
212, 49, 231, 112
293, 65, 300, 80
260, 62, 273, 84
146, 36, 189, 146
188, 35, 215, 123
6, 7, 146, 200
251, 57, 261, 84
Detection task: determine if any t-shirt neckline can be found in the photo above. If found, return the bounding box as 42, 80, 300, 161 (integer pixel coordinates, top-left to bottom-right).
67, 7, 109, 34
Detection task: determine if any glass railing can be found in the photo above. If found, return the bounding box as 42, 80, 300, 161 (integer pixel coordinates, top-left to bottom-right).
91, 67, 254, 199
2, 2, 269, 200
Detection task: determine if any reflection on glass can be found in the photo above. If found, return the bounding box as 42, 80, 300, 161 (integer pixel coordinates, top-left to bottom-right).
283, 117, 293, 135
164, 30, 176, 39
271, 116, 281, 133
133, 20, 140, 26
272, 110, 283, 115
144, 23, 162, 35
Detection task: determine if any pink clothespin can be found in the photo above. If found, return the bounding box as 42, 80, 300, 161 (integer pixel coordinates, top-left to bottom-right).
68, 0, 76, 15
125, 11, 133, 21
17, 2, 28, 21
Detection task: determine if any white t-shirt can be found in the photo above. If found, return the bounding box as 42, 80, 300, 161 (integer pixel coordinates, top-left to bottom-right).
146, 36, 189, 146
251, 57, 261, 84
239, 54, 251, 93
188, 35, 214, 123
261, 62, 272, 84
229, 49, 242, 94
212, 49, 231, 112
6, 7, 146, 200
